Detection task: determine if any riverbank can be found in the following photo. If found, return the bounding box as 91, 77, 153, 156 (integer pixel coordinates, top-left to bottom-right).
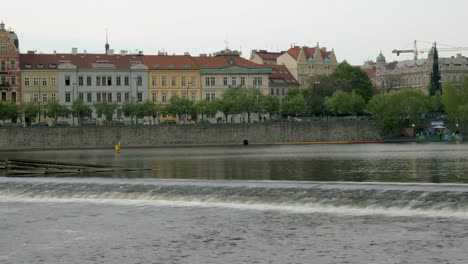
0, 121, 382, 150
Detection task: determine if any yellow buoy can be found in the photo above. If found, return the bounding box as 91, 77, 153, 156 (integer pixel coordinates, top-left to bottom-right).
115, 142, 121, 152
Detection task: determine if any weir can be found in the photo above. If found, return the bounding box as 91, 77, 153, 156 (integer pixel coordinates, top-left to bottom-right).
1, 178, 467, 218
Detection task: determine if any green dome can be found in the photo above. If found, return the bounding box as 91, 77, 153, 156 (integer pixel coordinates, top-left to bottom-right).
323, 57, 331, 64
307, 56, 315, 65
376, 52, 386, 62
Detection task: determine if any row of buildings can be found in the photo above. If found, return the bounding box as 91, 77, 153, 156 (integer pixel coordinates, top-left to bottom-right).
2, 22, 344, 123
362, 48, 468, 94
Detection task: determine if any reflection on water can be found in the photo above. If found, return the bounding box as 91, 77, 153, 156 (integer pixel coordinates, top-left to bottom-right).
1, 144, 468, 183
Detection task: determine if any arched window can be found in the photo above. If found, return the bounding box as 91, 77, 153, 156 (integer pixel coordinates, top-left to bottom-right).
10, 60, 16, 69
0, 60, 6, 71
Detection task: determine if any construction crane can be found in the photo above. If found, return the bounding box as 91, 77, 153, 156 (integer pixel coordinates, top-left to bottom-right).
392, 40, 468, 60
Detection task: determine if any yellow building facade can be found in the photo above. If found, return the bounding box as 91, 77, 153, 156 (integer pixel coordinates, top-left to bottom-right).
145, 55, 201, 104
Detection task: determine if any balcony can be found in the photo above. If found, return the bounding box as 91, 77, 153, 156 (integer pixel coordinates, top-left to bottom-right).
0, 82, 9, 88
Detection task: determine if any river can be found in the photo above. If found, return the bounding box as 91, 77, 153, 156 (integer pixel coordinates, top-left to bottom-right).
0, 144, 467, 263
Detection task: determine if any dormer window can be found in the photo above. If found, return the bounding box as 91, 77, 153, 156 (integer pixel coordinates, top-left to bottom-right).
49, 64, 57, 68
37, 64, 44, 68
25, 64, 31, 68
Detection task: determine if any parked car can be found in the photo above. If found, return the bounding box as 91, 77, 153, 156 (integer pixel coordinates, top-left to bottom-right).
53, 121, 71, 127
81, 118, 97, 126
31, 122, 49, 127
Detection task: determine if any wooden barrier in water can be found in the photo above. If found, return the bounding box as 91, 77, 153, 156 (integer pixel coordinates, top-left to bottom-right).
0, 159, 151, 177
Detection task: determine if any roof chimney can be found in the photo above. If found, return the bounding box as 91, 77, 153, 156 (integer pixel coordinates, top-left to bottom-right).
184, 52, 190, 56
72, 47, 78, 55
84, 50, 87, 55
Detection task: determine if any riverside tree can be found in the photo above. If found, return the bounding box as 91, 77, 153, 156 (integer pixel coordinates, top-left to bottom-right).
368, 89, 429, 135
45, 101, 71, 123
281, 89, 308, 117
122, 101, 145, 125
303, 75, 352, 116
143, 100, 162, 124
95, 101, 118, 122
441, 78, 468, 122
21, 102, 39, 125
165, 96, 195, 122
324, 90, 365, 116
71, 99, 92, 125
0, 101, 21, 123
195, 100, 218, 121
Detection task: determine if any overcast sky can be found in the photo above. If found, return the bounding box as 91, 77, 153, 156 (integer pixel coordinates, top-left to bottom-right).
4, 0, 468, 65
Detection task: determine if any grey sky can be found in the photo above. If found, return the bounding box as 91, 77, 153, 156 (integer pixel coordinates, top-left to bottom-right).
4, 0, 468, 64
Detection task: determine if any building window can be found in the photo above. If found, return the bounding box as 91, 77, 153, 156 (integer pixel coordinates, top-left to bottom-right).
137, 76, 142, 86
108, 93, 112, 102
162, 76, 167, 86
1, 92, 6, 102
253, 77, 263, 86
152, 92, 157, 102
116, 76, 121, 86
65, 76, 71, 86
97, 93, 101, 102
51, 77, 56, 86
181, 76, 187, 86
87, 93, 92, 103
241, 77, 245, 86
190, 76, 196, 85
223, 77, 228, 86
162, 92, 167, 102
10, 60, 16, 69
124, 76, 129, 86
117, 92, 122, 102
42, 78, 48, 86
270, 88, 274, 95
65, 93, 71, 103
11, 92, 16, 102
182, 92, 187, 99
0, 60, 5, 71
96, 76, 101, 86
210, 77, 216, 86
34, 77, 39, 86
78, 76, 84, 86
107, 76, 112, 86
124, 92, 129, 102
11, 76, 16, 85
51, 93, 56, 102
101, 76, 107, 86
137, 92, 142, 102
191, 92, 196, 101
102, 93, 107, 102
276, 88, 279, 96
205, 77, 210, 86
232, 77, 237, 86
79, 93, 84, 101
24, 77, 30, 86
171, 76, 177, 86
87, 76, 92, 86
151, 76, 157, 86
117, 109, 122, 118
205, 93, 216, 101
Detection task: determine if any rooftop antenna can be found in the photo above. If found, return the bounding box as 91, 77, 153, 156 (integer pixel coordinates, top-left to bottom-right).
224, 33, 229, 49
105, 28, 110, 54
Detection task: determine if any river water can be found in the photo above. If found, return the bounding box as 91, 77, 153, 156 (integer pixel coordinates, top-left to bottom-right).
1, 144, 468, 263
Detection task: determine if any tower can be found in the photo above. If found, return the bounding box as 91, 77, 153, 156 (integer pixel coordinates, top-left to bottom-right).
105, 28, 110, 54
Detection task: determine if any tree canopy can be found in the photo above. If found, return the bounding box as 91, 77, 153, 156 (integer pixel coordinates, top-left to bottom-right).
331, 61, 373, 101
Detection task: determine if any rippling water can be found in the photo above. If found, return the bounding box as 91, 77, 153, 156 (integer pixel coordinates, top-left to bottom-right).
1, 144, 468, 263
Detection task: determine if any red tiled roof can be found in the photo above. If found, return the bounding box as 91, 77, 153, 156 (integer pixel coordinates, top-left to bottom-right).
256, 51, 284, 60
19, 54, 59, 69
143, 55, 198, 70
362, 67, 376, 79
286, 47, 332, 60
193, 56, 269, 69
20, 53, 146, 70
269, 65, 298, 84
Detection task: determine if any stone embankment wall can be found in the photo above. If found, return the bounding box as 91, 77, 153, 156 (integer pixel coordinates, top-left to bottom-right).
0, 121, 382, 150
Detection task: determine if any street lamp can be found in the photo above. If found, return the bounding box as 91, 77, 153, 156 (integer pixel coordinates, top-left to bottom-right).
38, 77, 41, 122
72, 82, 77, 126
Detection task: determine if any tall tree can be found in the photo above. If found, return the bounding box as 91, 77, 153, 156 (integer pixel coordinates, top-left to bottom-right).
281, 92, 308, 117
165, 96, 194, 121
143, 101, 162, 124
332, 61, 373, 101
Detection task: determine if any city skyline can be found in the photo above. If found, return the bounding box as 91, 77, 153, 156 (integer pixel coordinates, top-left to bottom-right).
4, 0, 468, 64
